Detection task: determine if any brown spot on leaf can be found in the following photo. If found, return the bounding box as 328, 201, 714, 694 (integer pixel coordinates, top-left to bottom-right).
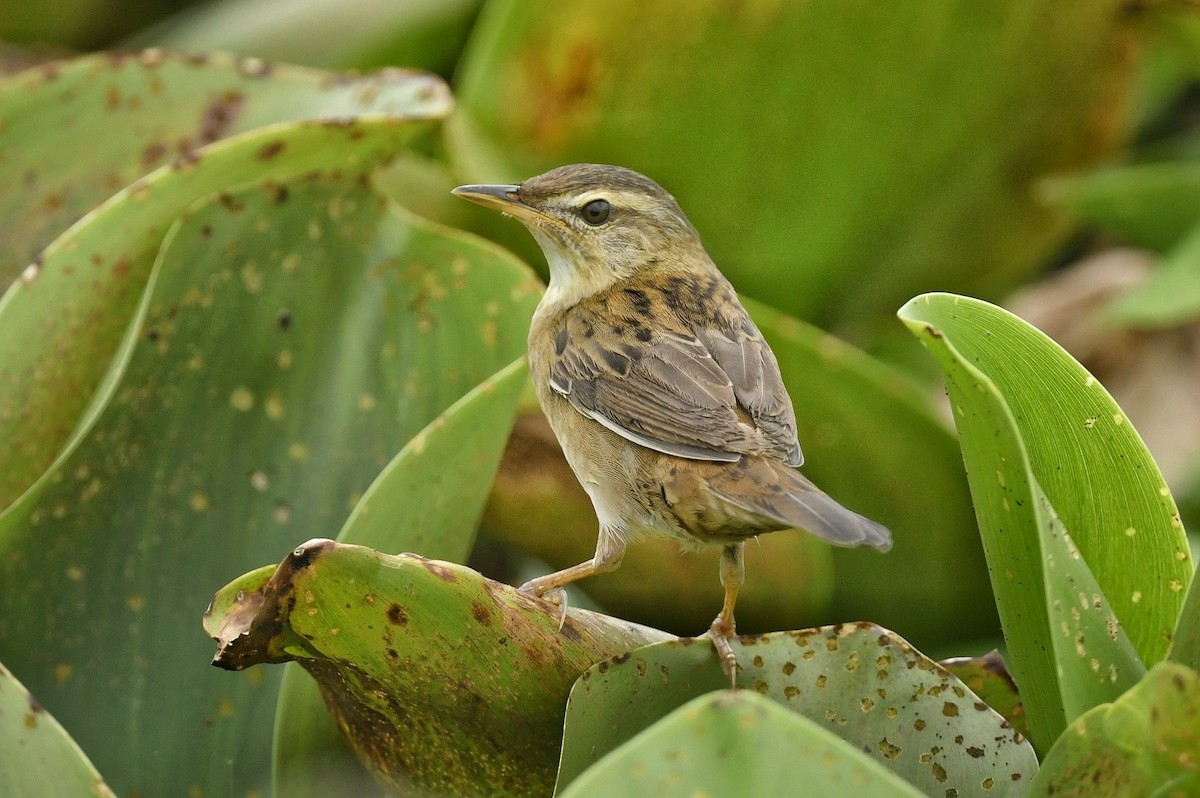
942, 701, 959, 717
470, 601, 491, 625
423, 561, 457, 582
258, 140, 285, 160
195, 91, 243, 149
385, 604, 408, 626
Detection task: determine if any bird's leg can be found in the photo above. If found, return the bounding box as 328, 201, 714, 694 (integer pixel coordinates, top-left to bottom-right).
519, 528, 626, 628
707, 542, 745, 689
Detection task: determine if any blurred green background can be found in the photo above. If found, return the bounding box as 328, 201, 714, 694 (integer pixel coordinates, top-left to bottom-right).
3, 1, 1200, 794
5, 0, 1200, 666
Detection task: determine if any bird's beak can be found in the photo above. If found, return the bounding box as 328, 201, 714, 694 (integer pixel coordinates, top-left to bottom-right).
451, 183, 547, 224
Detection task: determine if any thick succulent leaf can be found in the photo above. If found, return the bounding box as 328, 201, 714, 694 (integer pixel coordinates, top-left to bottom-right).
0, 50, 451, 288
273, 359, 530, 798
899, 293, 1179, 750
481, 299, 988, 648
1171, 575, 1200, 671
900, 294, 1190, 665
557, 625, 1037, 796
559, 690, 925, 798
0, 662, 115, 798
1029, 661, 1200, 797
0, 89, 452, 510
134, 0, 484, 75
1108, 220, 1200, 328
1040, 163, 1200, 252
452, 0, 1140, 329
0, 173, 540, 797
940, 650, 1031, 741
208, 541, 672, 796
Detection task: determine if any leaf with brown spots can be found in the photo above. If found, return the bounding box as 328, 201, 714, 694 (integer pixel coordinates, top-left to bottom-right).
0, 62, 452, 509
1029, 661, 1200, 797
556, 624, 1037, 796
0, 169, 539, 797
207, 541, 670, 796
271, 358, 535, 797
941, 650, 1031, 740
902, 294, 1183, 752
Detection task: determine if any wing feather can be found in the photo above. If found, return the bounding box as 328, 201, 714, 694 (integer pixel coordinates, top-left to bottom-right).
548, 283, 801, 464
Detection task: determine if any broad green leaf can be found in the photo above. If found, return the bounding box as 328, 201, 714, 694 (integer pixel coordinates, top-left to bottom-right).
1170, 575, 1200, 671
940, 650, 1031, 741
208, 542, 672, 796
0, 173, 540, 797
1040, 163, 1200, 252
1029, 661, 1200, 797
481, 299, 988, 647
1108, 219, 1200, 327
133, 0, 483, 76
557, 625, 1037, 796
0, 50, 452, 288
0, 662, 115, 798
452, 0, 1141, 329
0, 78, 452, 509
273, 359, 530, 798
899, 293, 1190, 667
560, 690, 925, 798
899, 293, 1178, 750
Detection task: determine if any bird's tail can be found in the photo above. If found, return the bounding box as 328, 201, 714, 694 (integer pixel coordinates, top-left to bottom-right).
707, 457, 892, 550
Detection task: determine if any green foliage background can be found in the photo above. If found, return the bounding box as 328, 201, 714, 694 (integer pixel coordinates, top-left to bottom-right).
1, 2, 1198, 797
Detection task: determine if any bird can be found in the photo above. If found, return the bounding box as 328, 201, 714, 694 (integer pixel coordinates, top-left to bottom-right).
452, 164, 891, 685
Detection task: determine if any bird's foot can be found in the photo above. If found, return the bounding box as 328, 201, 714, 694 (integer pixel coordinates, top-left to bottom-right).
705, 616, 739, 690
519, 581, 569, 631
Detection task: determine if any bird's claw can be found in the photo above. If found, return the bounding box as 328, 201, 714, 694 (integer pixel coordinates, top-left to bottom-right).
705, 620, 739, 690
519, 582, 569, 631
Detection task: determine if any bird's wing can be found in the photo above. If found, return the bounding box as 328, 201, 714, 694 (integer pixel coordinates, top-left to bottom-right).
548, 295, 801, 464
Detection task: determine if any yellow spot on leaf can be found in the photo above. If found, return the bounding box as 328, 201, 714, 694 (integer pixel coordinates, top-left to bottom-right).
230, 386, 254, 411
190, 493, 211, 513
264, 392, 285, 421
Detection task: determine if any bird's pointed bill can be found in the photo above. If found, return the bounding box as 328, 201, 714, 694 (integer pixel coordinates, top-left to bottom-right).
452, 183, 547, 224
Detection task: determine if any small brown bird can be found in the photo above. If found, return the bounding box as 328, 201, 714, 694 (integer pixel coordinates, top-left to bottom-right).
453, 164, 891, 684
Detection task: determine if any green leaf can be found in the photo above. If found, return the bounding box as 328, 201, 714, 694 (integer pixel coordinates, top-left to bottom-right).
452, 1, 1141, 329
940, 650, 1031, 741
1170, 574, 1200, 671
208, 542, 671, 796
1040, 163, 1200, 252
0, 172, 540, 797
899, 293, 1188, 749
557, 625, 1037, 796
1029, 661, 1200, 797
272, 359, 531, 797
560, 689, 924, 798
0, 662, 115, 798
899, 293, 1190, 664
133, 0, 484, 75
1108, 219, 1200, 328
0, 50, 452, 288
0, 77, 452, 509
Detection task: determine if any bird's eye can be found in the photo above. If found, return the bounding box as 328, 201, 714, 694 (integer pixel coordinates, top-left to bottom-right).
579, 199, 611, 226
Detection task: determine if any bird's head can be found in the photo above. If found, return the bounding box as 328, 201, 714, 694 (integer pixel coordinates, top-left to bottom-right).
453, 164, 707, 305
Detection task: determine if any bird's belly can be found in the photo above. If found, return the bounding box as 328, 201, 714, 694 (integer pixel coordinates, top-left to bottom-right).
538, 393, 682, 541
